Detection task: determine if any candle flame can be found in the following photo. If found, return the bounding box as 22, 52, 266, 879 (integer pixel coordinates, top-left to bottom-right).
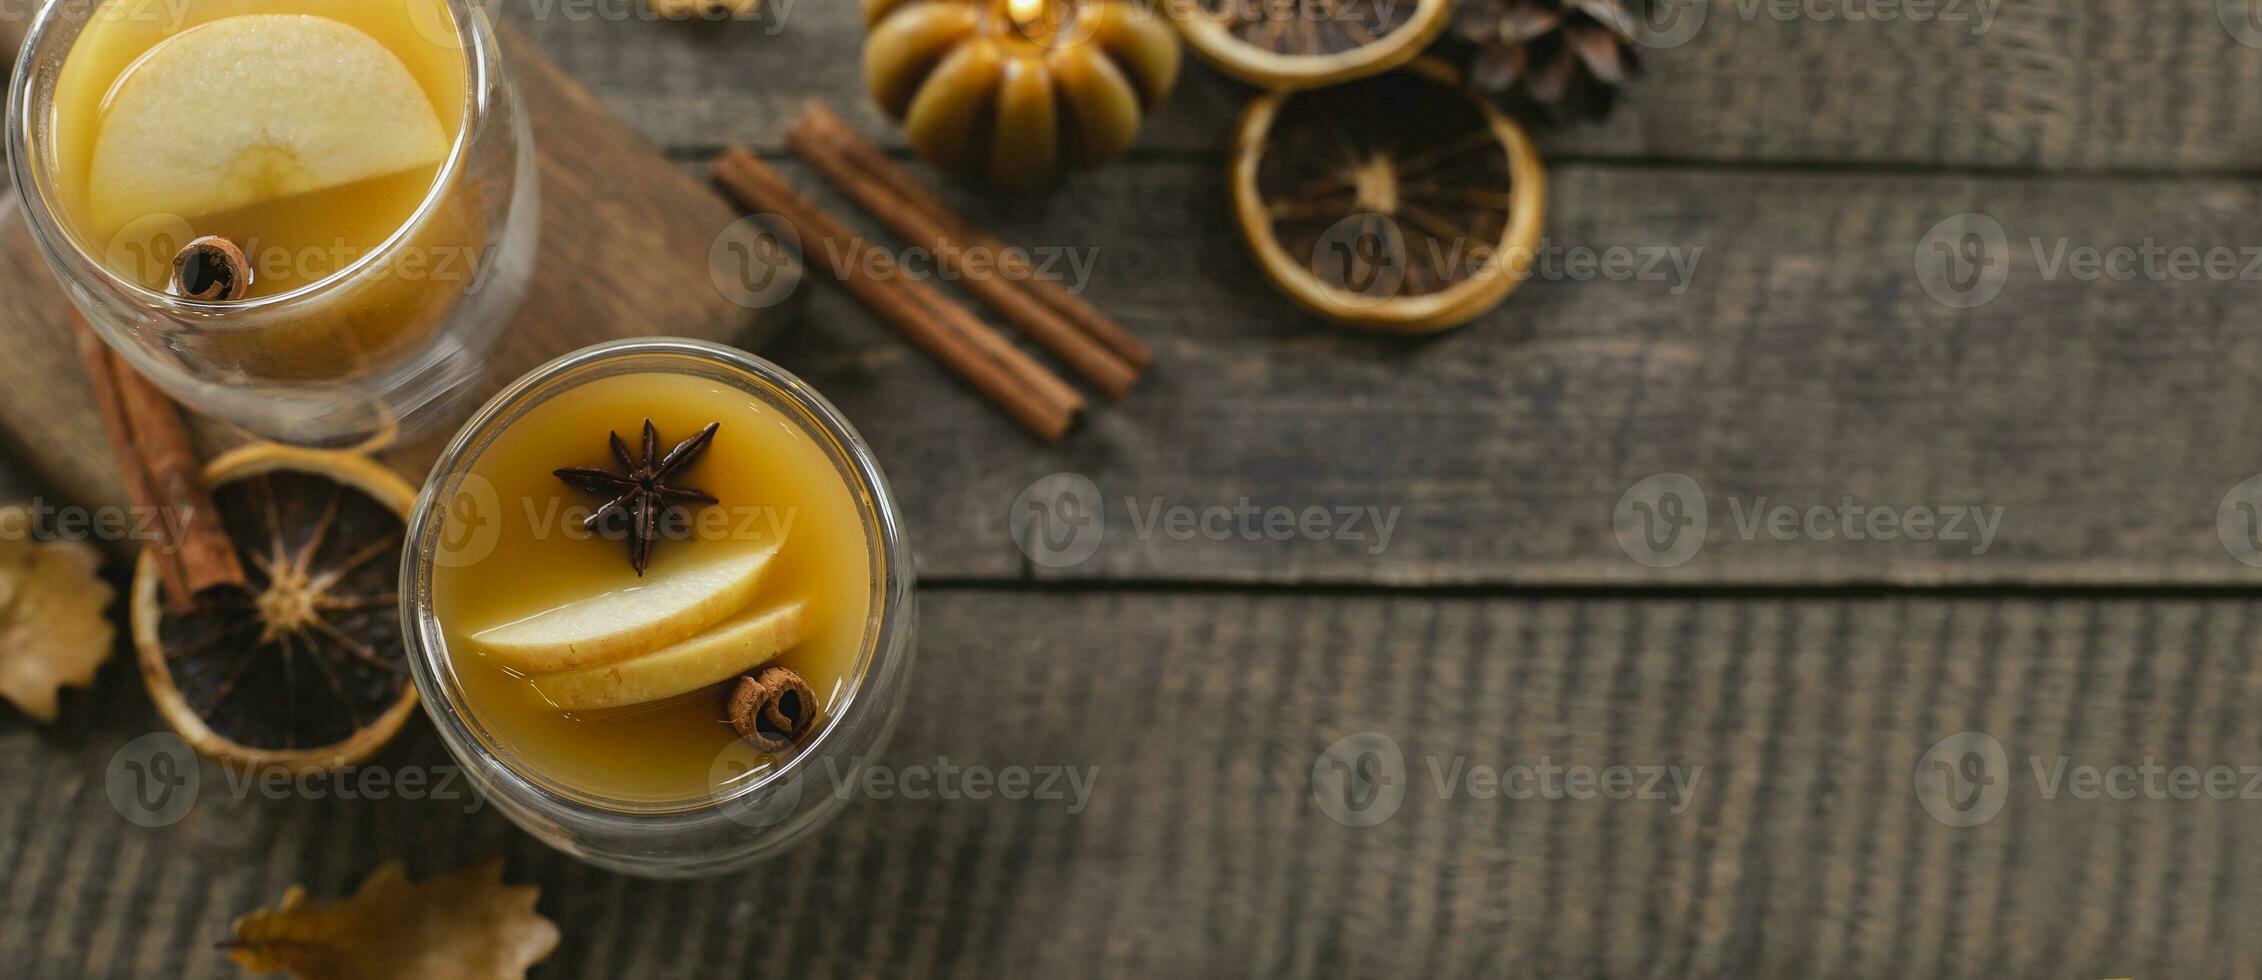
1008, 0, 1045, 28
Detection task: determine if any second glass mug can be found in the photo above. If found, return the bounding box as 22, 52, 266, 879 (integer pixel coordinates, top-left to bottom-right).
7, 0, 539, 447
401, 339, 920, 875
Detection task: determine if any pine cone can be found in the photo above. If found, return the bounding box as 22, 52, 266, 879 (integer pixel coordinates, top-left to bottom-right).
1453, 0, 1642, 122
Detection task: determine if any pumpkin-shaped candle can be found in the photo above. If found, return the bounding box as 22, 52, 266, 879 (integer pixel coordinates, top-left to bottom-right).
865, 0, 1181, 186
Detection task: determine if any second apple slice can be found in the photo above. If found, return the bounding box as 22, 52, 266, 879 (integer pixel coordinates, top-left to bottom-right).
473, 539, 782, 673
531, 601, 809, 711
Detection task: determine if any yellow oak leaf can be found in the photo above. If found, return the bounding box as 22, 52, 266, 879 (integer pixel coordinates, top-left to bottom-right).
228, 858, 559, 980
0, 506, 116, 722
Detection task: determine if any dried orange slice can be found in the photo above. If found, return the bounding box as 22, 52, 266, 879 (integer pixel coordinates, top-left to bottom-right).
131, 444, 419, 774
1231, 59, 1545, 332
1169, 0, 1450, 90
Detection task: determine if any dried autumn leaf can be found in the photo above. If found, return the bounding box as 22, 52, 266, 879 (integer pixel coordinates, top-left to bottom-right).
228, 858, 559, 980
0, 505, 117, 722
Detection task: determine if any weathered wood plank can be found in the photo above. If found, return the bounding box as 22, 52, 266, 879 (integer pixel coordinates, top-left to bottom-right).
505, 0, 2262, 171
3, 590, 2257, 978
735, 157, 2262, 585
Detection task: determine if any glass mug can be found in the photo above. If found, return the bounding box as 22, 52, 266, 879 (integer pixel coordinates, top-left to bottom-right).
400, 339, 918, 876
7, 0, 539, 447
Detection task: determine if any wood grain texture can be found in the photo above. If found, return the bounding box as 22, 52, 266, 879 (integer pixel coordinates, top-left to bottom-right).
0, 10, 2245, 980
730, 157, 2262, 586
505, 0, 2262, 171
0, 27, 779, 550
4, 590, 2259, 978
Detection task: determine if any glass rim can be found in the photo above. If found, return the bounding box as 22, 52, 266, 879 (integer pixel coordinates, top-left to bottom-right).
5, 0, 491, 320
398, 337, 916, 825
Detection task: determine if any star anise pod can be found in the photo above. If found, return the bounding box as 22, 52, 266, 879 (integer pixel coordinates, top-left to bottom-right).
554, 419, 721, 575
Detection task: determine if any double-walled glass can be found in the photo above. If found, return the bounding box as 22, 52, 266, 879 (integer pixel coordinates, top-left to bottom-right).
400, 339, 917, 877
7, 0, 539, 447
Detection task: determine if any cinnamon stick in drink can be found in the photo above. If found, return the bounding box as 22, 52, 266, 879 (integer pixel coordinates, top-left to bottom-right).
71, 316, 245, 610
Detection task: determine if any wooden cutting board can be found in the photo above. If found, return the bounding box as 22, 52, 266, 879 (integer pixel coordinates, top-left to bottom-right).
0, 27, 788, 555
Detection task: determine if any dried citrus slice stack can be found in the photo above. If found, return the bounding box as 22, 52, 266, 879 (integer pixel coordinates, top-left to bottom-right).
1168, 0, 1450, 89
1230, 59, 1546, 332
132, 444, 419, 774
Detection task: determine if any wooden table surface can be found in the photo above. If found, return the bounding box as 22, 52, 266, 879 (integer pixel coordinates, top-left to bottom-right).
10, 3, 2262, 977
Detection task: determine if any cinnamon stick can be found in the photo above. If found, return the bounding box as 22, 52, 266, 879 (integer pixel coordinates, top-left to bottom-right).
796, 102, 1153, 371
74, 322, 183, 602
787, 112, 1140, 399
712, 148, 1080, 441
71, 317, 245, 609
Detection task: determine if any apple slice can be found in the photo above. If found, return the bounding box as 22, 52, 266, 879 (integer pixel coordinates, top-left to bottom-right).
530, 601, 809, 711
87, 15, 452, 233
471, 541, 781, 674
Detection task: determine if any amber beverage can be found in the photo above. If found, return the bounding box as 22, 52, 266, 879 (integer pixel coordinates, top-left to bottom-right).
404, 340, 916, 876
431, 370, 872, 801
